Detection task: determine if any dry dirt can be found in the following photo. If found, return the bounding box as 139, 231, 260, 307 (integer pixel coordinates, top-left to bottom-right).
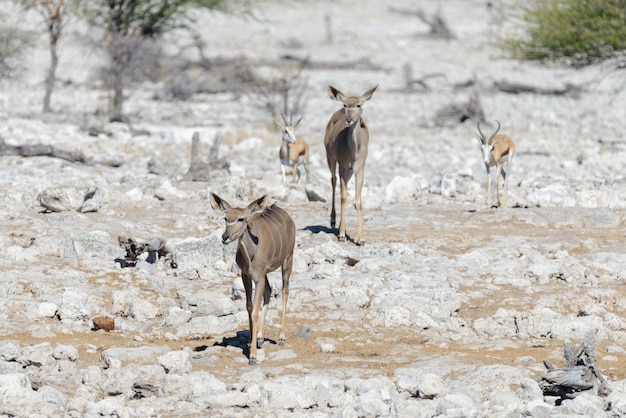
11, 203, 626, 386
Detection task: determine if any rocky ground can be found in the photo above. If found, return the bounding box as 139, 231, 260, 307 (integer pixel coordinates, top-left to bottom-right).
1, 0, 626, 417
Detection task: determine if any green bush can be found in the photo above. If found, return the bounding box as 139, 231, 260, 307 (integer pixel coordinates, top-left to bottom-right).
505, 0, 626, 67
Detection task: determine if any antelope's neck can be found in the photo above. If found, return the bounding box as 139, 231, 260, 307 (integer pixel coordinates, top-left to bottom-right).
346, 118, 365, 152
279, 141, 290, 162
237, 224, 258, 265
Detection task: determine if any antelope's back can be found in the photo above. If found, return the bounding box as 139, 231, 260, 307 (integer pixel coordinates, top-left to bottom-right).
254, 204, 296, 263
492, 133, 515, 159
289, 137, 309, 161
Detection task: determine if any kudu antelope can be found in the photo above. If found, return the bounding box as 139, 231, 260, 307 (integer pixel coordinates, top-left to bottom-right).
276, 113, 310, 184
210, 193, 296, 365
476, 119, 516, 208
324, 85, 378, 245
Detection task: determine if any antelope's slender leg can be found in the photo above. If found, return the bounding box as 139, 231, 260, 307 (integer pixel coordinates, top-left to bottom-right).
329, 160, 337, 229
279, 254, 293, 345
242, 273, 254, 345
304, 163, 310, 184
256, 276, 272, 348
338, 173, 350, 242
500, 166, 508, 208
292, 163, 298, 184
486, 165, 492, 208
504, 155, 513, 208
354, 169, 365, 245
496, 162, 503, 207
248, 275, 266, 365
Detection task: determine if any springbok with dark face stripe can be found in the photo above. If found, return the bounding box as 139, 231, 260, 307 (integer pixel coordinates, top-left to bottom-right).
476, 119, 516, 208
324, 85, 378, 245
210, 193, 296, 365
276, 113, 310, 185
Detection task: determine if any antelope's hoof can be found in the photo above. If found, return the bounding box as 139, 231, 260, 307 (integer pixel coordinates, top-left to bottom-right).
338, 236, 346, 242
249, 358, 257, 366
356, 240, 365, 246
279, 339, 285, 347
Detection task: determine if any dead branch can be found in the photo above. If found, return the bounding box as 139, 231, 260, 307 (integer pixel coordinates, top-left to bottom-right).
280, 55, 390, 72
0, 137, 86, 162
540, 333, 611, 400
0, 136, 121, 167
494, 80, 583, 97
182, 131, 230, 182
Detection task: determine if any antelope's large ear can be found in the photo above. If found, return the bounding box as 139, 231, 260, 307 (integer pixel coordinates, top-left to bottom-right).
328, 86, 346, 102
361, 85, 378, 101
210, 193, 231, 213
246, 195, 271, 216
293, 116, 303, 127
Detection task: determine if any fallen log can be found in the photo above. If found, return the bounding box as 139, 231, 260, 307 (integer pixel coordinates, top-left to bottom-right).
279, 55, 390, 72
0, 137, 122, 166
0, 136, 86, 162
494, 80, 582, 97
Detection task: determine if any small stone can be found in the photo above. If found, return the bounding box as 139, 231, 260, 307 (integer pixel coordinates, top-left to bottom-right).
38, 302, 59, 318
297, 326, 312, 342
319, 343, 335, 353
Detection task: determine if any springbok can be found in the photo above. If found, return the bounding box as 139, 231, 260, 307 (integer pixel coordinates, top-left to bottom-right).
476, 119, 516, 208
324, 85, 378, 245
210, 193, 296, 365
276, 113, 310, 184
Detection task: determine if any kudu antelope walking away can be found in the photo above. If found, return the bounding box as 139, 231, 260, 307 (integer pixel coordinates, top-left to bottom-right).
324, 85, 378, 245
276, 113, 310, 184
476, 119, 516, 208
210, 193, 296, 365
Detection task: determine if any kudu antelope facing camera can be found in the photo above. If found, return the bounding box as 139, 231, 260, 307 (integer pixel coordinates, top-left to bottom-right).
324, 85, 378, 245
276, 113, 310, 184
210, 193, 296, 365
476, 119, 515, 208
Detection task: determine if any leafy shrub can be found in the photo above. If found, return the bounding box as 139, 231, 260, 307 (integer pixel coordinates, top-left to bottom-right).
77, 0, 254, 119
504, 0, 626, 67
